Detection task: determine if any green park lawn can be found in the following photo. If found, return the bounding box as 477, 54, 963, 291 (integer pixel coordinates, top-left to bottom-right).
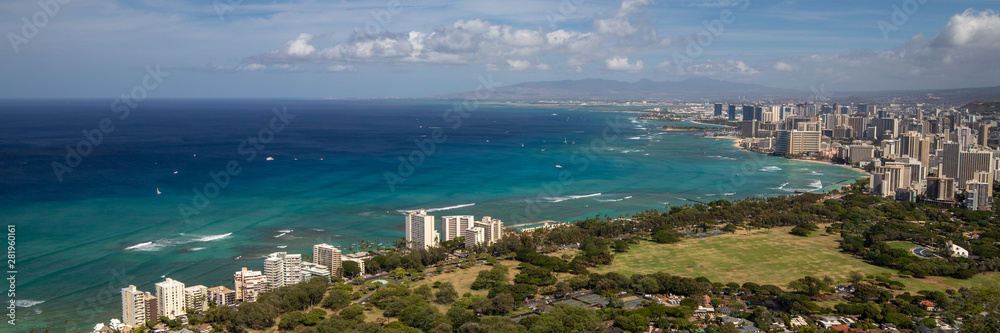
596, 226, 1000, 293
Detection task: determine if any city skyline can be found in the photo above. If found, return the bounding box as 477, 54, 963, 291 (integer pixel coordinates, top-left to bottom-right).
2, 1, 1000, 98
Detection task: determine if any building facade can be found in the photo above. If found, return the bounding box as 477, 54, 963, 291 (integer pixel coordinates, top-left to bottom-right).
155, 278, 186, 319
234, 267, 268, 302
312, 243, 342, 277
265, 252, 302, 289
405, 209, 438, 249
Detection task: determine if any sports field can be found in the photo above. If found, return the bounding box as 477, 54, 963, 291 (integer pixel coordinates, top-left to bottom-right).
595, 226, 1000, 292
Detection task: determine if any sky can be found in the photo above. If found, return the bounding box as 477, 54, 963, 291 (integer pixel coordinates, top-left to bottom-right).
1, 0, 999, 98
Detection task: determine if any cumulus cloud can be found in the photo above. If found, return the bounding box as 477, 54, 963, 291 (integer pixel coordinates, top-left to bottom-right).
507, 59, 532, 71
605, 56, 644, 73
239, 0, 659, 71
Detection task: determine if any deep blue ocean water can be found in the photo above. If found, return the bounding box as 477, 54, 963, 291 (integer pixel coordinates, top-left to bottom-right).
0, 99, 864, 330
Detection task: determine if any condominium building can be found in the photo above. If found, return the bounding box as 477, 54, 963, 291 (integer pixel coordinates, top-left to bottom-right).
872, 164, 912, 197
143, 292, 157, 323
775, 130, 821, 156
312, 243, 342, 277
265, 252, 302, 289
476, 216, 504, 245
234, 267, 268, 302
121, 285, 146, 327
405, 209, 438, 249
442, 215, 474, 241
464, 226, 485, 249
183, 285, 209, 312
155, 278, 186, 319
207, 286, 236, 306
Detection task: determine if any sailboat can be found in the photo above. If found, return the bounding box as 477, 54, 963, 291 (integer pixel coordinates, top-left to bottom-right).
156, 188, 162, 195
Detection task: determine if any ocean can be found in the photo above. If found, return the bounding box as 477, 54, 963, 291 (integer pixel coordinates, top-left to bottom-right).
0, 99, 864, 330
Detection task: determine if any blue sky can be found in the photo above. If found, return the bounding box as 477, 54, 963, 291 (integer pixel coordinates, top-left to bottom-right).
2, 0, 999, 98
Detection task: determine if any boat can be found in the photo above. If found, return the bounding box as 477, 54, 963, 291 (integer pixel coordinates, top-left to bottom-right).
156, 188, 162, 195
555, 165, 563, 168
266, 157, 274, 161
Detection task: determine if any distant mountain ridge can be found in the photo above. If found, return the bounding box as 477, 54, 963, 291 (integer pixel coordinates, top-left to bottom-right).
430, 78, 1000, 104
431, 77, 805, 101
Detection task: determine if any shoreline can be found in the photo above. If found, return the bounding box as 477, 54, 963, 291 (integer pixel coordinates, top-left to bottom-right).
686, 120, 735, 128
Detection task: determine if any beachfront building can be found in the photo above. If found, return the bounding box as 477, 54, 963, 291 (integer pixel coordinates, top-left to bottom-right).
265, 252, 302, 289
207, 286, 236, 306
477, 216, 504, 245
155, 278, 186, 319
234, 267, 268, 302
312, 243, 342, 277
775, 130, 821, 156
142, 292, 157, 323
121, 285, 146, 327
301, 262, 330, 281
405, 209, 439, 249
442, 215, 474, 242
183, 285, 209, 312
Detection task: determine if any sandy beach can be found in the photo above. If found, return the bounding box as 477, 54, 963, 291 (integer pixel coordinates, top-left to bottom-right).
713, 136, 743, 149
790, 157, 870, 176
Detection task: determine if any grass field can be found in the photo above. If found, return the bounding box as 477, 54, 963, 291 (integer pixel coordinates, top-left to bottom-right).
887, 241, 920, 252
412, 261, 520, 297
595, 226, 1000, 293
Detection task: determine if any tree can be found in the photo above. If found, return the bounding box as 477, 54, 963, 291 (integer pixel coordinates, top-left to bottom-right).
435, 282, 459, 304
612, 240, 630, 253
788, 276, 830, 295
342, 260, 361, 277
321, 289, 353, 310
340, 304, 366, 322
278, 311, 304, 330
487, 293, 515, 315
652, 228, 682, 244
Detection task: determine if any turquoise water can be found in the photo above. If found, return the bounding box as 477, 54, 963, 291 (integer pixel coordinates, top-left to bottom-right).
0, 100, 864, 330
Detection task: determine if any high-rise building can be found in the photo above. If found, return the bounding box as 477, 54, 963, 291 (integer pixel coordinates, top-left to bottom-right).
183, 285, 208, 312
727, 104, 737, 121
942, 142, 961, 179
464, 226, 485, 250
966, 181, 993, 211
143, 292, 157, 323
405, 209, 438, 249
958, 150, 995, 190
476, 216, 504, 245
265, 252, 302, 289
312, 243, 342, 277
442, 215, 474, 241
121, 285, 146, 327
234, 267, 268, 302
978, 123, 990, 147
774, 130, 821, 156
742, 105, 755, 121
155, 278, 186, 319
926, 177, 956, 202
714, 103, 723, 116
848, 145, 875, 164
873, 164, 912, 196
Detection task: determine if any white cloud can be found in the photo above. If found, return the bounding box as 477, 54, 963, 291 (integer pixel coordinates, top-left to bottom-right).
326, 65, 356, 72
241, 0, 659, 71
536, 63, 551, 70
507, 59, 532, 71
773, 61, 796, 71
605, 56, 644, 73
